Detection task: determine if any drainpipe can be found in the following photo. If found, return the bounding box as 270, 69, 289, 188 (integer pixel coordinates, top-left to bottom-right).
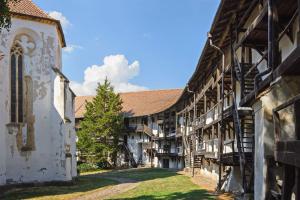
208, 32, 225, 191
187, 85, 196, 177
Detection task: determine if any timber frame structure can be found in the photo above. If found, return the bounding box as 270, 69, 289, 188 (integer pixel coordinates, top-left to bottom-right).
75, 0, 300, 198
171, 0, 300, 198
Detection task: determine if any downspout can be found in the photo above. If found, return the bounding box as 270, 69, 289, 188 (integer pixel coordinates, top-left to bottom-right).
208, 32, 225, 191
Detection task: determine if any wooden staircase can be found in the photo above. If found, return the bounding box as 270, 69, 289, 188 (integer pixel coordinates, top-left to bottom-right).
232, 95, 255, 194
183, 133, 191, 168
123, 143, 137, 168
193, 155, 202, 168
234, 52, 260, 97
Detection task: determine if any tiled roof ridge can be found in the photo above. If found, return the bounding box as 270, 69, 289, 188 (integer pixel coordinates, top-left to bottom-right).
9, 0, 53, 20
118, 88, 182, 94
75, 88, 183, 118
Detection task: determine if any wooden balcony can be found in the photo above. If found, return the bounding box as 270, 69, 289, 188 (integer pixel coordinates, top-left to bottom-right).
194, 100, 233, 130
195, 139, 219, 159
220, 139, 240, 166
220, 139, 253, 166
127, 124, 153, 136
155, 148, 180, 157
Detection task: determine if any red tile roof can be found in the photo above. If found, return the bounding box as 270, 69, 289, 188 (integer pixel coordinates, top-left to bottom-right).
75, 89, 183, 118
8, 0, 66, 47
9, 0, 53, 20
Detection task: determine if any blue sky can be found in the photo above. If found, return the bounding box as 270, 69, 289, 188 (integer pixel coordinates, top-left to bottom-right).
34, 0, 220, 95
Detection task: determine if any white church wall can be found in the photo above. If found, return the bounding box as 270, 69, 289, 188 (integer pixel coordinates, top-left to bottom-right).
0, 17, 75, 185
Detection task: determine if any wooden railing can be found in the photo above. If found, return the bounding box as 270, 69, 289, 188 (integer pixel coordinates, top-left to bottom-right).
128, 124, 153, 136
223, 139, 237, 154
195, 91, 234, 127
197, 139, 219, 158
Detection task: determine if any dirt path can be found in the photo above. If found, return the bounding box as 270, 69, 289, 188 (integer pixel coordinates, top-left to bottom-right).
179, 171, 234, 200
73, 176, 139, 200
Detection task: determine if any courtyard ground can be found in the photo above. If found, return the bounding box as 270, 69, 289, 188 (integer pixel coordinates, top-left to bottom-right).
2, 168, 233, 200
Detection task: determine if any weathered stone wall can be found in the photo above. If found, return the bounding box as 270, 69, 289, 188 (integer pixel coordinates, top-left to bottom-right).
0, 17, 76, 185
254, 76, 300, 200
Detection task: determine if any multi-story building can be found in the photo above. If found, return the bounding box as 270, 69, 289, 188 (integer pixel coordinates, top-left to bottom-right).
76, 0, 300, 198
75, 89, 184, 169
174, 0, 300, 199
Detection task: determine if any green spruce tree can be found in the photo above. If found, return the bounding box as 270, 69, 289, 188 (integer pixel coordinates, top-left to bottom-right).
77, 79, 123, 166
0, 0, 20, 31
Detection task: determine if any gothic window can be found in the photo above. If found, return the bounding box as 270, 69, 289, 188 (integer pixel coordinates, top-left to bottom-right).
10, 43, 24, 123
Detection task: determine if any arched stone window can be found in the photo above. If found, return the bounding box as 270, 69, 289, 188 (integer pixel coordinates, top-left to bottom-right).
10, 43, 24, 123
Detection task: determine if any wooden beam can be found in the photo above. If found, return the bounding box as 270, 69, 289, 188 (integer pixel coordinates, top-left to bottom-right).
281, 164, 295, 200
295, 91, 300, 140
298, 0, 300, 45
237, 0, 259, 28
241, 46, 245, 98
296, 167, 300, 200
234, 4, 268, 50
268, 0, 280, 70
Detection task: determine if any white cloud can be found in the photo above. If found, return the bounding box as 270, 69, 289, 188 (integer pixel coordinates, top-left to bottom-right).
70, 55, 148, 96
48, 11, 71, 29
63, 44, 83, 53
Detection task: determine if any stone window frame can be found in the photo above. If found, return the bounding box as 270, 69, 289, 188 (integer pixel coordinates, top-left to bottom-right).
10, 43, 24, 123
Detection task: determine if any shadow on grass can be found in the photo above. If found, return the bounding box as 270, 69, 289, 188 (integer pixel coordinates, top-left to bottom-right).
109, 189, 216, 200
89, 168, 179, 182
2, 176, 118, 200
2, 168, 213, 200
2, 168, 176, 200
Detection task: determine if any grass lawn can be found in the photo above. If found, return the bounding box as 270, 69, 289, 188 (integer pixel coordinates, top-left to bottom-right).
2, 168, 217, 200
2, 175, 118, 200
107, 168, 215, 200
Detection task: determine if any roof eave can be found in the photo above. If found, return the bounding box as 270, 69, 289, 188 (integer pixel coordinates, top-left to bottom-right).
11, 12, 66, 47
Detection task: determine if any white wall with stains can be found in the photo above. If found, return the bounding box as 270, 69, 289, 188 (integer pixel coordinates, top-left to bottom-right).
0, 17, 76, 185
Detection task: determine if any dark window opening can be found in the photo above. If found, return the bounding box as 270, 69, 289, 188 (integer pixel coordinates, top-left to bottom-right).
10, 44, 24, 123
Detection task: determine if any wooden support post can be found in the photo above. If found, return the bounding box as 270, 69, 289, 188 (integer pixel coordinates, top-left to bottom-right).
281, 164, 295, 200
150, 138, 153, 168
294, 100, 300, 199
295, 168, 300, 200
204, 95, 207, 113
241, 46, 245, 97
192, 93, 196, 177
294, 100, 300, 140
298, 0, 300, 45
268, 0, 279, 70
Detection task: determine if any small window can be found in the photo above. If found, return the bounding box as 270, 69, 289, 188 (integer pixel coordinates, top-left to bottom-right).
10, 44, 24, 123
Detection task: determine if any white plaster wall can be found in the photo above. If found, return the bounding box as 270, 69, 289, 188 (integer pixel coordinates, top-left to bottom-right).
0, 53, 7, 185
0, 17, 75, 185
200, 164, 219, 182
279, 20, 298, 62
127, 132, 142, 163
222, 167, 243, 193
64, 87, 77, 178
